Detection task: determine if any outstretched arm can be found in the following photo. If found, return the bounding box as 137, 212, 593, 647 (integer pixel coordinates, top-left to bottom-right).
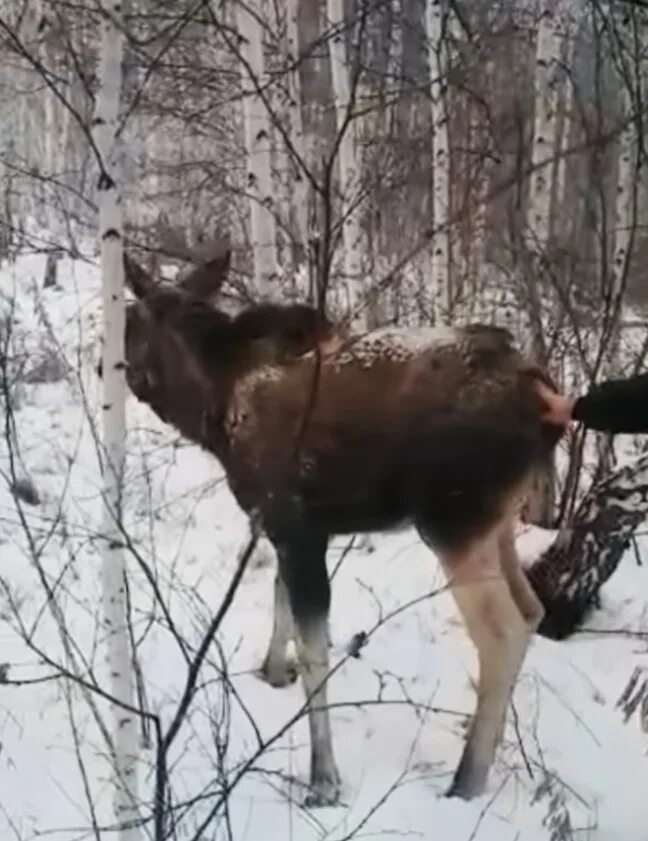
535, 373, 648, 434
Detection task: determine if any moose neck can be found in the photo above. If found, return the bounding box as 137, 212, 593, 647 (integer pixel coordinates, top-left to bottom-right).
132, 345, 235, 463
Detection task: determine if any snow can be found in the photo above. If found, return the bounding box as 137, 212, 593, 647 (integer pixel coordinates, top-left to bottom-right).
2, 254, 648, 840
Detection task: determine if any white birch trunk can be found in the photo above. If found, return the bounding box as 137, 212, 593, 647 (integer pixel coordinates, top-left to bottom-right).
235, 0, 279, 294
610, 72, 635, 307
603, 17, 637, 386
326, 0, 365, 323
284, 0, 309, 269
527, 0, 564, 253
525, 1, 577, 527
389, 0, 403, 93
554, 72, 572, 223
594, 13, 639, 478
468, 84, 493, 318
524, 2, 557, 525
551, 2, 579, 239
92, 3, 140, 838
59, 70, 72, 175
43, 87, 59, 234
43, 88, 56, 176
425, 0, 451, 324
524, 0, 566, 368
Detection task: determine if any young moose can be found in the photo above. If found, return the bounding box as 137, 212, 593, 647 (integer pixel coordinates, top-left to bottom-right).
119, 248, 562, 805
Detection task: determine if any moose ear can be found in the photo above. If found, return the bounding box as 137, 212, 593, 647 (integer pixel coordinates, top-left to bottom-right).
155, 215, 232, 302
123, 253, 156, 299
177, 244, 231, 301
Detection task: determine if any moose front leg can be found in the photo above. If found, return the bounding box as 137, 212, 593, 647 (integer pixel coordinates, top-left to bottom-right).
260, 570, 298, 687
296, 613, 340, 806
278, 529, 341, 807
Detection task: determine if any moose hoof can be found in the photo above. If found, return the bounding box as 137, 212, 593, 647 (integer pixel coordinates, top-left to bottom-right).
304, 770, 342, 808
259, 657, 299, 688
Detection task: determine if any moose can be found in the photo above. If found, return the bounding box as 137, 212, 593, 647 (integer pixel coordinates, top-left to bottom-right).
116, 244, 562, 805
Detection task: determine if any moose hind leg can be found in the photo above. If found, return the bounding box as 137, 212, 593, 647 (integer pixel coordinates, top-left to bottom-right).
277, 530, 341, 807
260, 570, 298, 687
441, 534, 530, 799
498, 522, 545, 633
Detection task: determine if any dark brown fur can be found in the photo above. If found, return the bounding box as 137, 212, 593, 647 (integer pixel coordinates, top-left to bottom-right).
116, 250, 563, 805
222, 335, 560, 550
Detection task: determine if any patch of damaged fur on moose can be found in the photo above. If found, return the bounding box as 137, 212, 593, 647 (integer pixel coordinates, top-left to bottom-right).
333, 325, 459, 368
226, 365, 284, 439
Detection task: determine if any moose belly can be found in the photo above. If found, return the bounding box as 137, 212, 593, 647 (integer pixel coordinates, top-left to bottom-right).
294, 413, 548, 551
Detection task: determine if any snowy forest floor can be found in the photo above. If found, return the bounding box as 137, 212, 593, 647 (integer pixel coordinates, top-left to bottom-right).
2, 254, 648, 841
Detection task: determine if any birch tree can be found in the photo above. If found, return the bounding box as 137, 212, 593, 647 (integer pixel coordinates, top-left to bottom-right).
235, 0, 279, 293
529, 6, 647, 632
530, 451, 648, 639
549, 2, 578, 241
92, 3, 140, 838
326, 0, 365, 322
426, 0, 451, 324
525, 2, 575, 360
467, 63, 496, 317
606, 20, 637, 357
284, 0, 309, 270
522, 0, 571, 527
527, 2, 561, 257
594, 11, 640, 477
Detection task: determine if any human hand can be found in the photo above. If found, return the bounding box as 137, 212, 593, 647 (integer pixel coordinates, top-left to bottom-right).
533, 379, 575, 426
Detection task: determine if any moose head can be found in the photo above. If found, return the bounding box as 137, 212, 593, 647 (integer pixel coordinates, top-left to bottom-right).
101, 241, 343, 439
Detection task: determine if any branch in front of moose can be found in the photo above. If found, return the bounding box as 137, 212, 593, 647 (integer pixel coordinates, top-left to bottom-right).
528, 450, 648, 640
182, 583, 452, 841
153, 522, 260, 841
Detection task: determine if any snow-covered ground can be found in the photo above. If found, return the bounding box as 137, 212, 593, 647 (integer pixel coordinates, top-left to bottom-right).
2, 254, 648, 840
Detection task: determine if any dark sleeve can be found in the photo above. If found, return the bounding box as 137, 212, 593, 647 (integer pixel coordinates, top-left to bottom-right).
573, 372, 648, 433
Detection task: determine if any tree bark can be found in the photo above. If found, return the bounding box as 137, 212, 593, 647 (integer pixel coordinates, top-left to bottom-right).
235, 0, 279, 294
528, 451, 648, 640
284, 0, 309, 275
326, 0, 366, 323
521, 1, 572, 527
606, 15, 636, 328
92, 2, 140, 837
527, 0, 563, 251
425, 0, 451, 324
